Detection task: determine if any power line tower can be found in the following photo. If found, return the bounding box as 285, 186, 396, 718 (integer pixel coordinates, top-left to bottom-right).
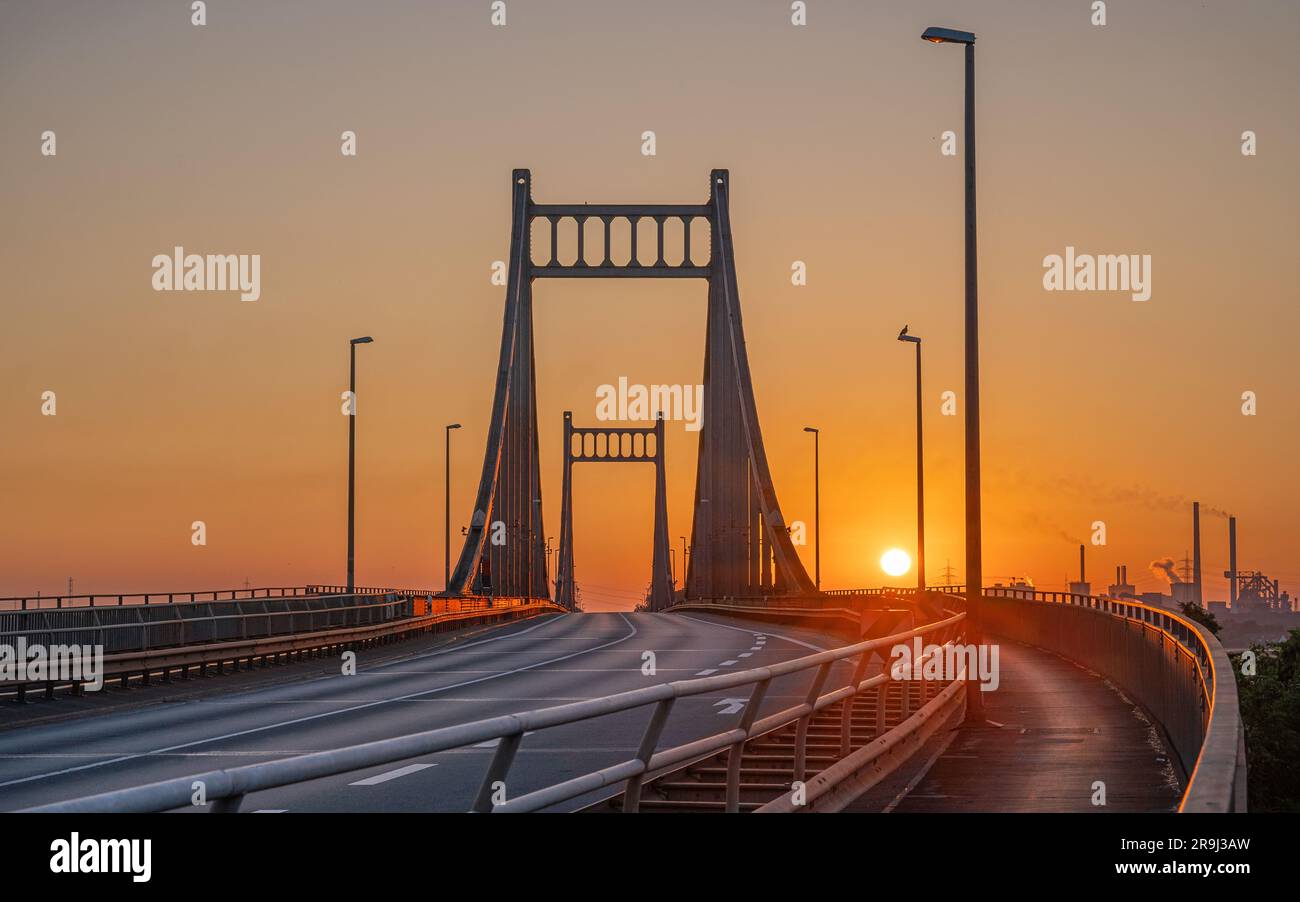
938, 560, 958, 586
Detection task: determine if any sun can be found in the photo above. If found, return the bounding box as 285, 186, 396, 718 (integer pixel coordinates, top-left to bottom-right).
880, 548, 912, 578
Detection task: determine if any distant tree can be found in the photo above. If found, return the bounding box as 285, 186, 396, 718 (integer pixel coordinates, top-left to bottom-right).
1235, 629, 1300, 811
1180, 601, 1221, 635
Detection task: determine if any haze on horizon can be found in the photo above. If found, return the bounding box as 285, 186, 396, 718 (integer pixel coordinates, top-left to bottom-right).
2, 0, 1297, 610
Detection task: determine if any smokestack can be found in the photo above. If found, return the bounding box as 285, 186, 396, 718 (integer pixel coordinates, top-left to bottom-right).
1193, 502, 1203, 607
1229, 516, 1238, 606
1079, 544, 1085, 582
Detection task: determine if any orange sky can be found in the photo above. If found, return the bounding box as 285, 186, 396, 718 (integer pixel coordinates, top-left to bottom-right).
2, 1, 1298, 609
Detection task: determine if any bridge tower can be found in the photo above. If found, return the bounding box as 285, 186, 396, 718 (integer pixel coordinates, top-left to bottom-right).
555, 412, 673, 611
447, 169, 815, 602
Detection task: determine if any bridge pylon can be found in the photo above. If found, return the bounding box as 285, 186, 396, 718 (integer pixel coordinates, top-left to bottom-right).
556, 412, 673, 611
447, 169, 814, 603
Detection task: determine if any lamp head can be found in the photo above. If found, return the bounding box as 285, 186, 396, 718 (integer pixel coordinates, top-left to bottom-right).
921, 26, 976, 45
898, 325, 921, 344
448, 423, 462, 430
803, 426, 819, 434
351, 336, 374, 345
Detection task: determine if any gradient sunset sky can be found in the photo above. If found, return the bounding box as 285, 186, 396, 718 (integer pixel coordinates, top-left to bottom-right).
2, 1, 1297, 610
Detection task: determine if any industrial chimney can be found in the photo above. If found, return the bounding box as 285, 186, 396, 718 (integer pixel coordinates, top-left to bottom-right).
1193, 502, 1203, 608
1228, 516, 1238, 607
1068, 543, 1090, 597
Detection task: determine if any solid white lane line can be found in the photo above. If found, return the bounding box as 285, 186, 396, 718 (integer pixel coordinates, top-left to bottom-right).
675, 614, 826, 652
363, 614, 567, 672
1, 615, 640, 790
349, 763, 437, 786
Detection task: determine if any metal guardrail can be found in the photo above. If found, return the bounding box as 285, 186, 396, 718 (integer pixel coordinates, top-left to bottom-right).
1, 591, 561, 704
24, 609, 968, 814
701, 585, 1242, 812
18, 586, 1243, 814
822, 585, 967, 598
0, 584, 410, 611
0, 593, 409, 656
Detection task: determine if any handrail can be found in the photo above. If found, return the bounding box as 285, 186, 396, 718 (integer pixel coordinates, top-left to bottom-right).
24, 610, 966, 814
19, 585, 1242, 813
0, 584, 409, 611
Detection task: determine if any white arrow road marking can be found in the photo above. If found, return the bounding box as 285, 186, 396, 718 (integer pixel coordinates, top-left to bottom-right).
349, 763, 437, 786
714, 698, 747, 715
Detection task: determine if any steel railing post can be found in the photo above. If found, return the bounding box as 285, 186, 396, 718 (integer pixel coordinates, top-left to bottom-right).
840, 651, 872, 757
471, 731, 524, 812
622, 697, 675, 813
725, 678, 770, 813
875, 657, 891, 738
796, 662, 832, 783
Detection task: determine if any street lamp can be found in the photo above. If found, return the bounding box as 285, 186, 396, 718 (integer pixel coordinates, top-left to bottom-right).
444, 423, 462, 592
525, 498, 541, 600
546, 536, 555, 589
897, 326, 925, 591
803, 426, 820, 591
922, 23, 984, 721
680, 535, 689, 589
346, 336, 374, 593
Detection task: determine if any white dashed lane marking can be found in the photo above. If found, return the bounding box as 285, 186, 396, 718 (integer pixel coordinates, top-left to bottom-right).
349, 763, 437, 786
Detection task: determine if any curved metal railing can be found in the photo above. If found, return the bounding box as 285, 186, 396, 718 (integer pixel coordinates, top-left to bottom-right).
23, 610, 967, 814
980, 586, 1245, 812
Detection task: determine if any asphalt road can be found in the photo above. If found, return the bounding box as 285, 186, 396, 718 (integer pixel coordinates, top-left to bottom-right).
0, 612, 853, 812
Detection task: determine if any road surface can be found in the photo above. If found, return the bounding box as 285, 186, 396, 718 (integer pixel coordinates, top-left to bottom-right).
0, 612, 850, 812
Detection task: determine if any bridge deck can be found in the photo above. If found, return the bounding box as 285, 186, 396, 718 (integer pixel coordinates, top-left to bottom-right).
861, 639, 1182, 813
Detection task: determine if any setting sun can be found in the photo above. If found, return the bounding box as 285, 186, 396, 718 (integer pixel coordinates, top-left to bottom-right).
880, 548, 912, 578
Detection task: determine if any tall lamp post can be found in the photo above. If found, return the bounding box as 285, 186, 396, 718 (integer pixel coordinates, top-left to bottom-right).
922, 24, 983, 721
803, 426, 820, 591
680, 536, 689, 589
897, 327, 925, 591
346, 336, 374, 593
444, 423, 461, 592
525, 498, 541, 600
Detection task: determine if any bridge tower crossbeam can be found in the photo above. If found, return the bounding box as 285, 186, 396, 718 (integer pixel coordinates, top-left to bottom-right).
447, 169, 815, 602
